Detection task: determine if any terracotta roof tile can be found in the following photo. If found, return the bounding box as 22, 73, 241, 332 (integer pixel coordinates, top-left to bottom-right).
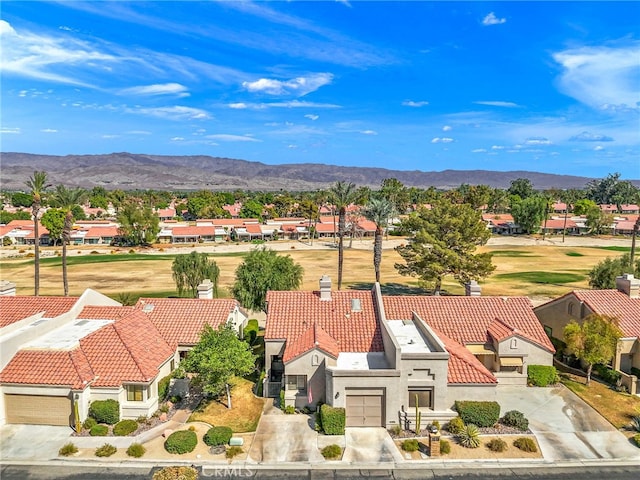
84, 226, 119, 238
432, 328, 497, 384
283, 323, 340, 363
572, 290, 640, 338
0, 296, 79, 328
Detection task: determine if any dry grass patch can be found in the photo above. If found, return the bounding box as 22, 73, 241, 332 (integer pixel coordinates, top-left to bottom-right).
188, 378, 265, 433
393, 435, 542, 460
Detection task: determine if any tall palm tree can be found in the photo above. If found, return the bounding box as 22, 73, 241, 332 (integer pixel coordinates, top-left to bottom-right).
362, 198, 394, 283
25, 171, 50, 296
49, 185, 88, 296
328, 181, 357, 290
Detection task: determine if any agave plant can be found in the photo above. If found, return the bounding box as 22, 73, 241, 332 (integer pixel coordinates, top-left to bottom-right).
630, 415, 640, 433
458, 423, 481, 448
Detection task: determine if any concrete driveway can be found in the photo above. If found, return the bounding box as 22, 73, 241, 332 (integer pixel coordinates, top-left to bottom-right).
0, 424, 72, 460
497, 385, 640, 461
342, 427, 403, 464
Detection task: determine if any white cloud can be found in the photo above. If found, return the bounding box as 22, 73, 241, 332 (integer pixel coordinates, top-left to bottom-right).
101, 134, 119, 139
402, 100, 429, 107
431, 137, 454, 143
491, 145, 505, 150
524, 137, 552, 145
1, 127, 21, 134
594, 145, 604, 151
227, 100, 340, 110
119, 83, 189, 97
228, 102, 248, 109
126, 130, 151, 135
482, 12, 506, 26
442, 125, 452, 132
553, 41, 640, 111
474, 101, 520, 108
41, 128, 57, 133
18, 90, 27, 97
242, 73, 333, 96
570, 131, 614, 142
127, 105, 211, 120
288, 144, 298, 149
305, 114, 319, 121
205, 134, 261, 142
472, 148, 487, 153
171, 136, 184, 141
360, 130, 378, 135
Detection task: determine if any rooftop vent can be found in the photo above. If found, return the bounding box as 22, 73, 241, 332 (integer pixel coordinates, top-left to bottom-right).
142, 303, 155, 313
351, 298, 362, 312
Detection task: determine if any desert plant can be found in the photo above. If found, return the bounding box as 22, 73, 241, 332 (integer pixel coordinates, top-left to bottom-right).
486, 438, 507, 452
457, 424, 481, 448
88, 399, 120, 425
89, 424, 108, 436
514, 437, 538, 452
439, 439, 451, 454
95, 443, 117, 457
82, 417, 97, 430
629, 415, 640, 433
284, 405, 295, 414
113, 419, 138, 436
633, 434, 640, 448
59, 442, 78, 457
164, 430, 198, 454
401, 439, 420, 452
414, 393, 422, 434
152, 466, 198, 480
226, 445, 243, 459
126, 443, 146, 458
321, 444, 342, 459
203, 426, 233, 446
389, 424, 402, 436
501, 410, 529, 431
447, 416, 465, 434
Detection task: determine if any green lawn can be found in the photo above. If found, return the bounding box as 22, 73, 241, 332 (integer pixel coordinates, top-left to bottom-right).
493, 271, 585, 284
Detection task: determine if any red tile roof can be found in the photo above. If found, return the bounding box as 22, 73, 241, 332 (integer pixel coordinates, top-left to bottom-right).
84, 226, 119, 238
171, 225, 215, 236
540, 219, 578, 229
136, 297, 238, 347
572, 290, 640, 338
265, 290, 384, 353
283, 323, 340, 363
0, 296, 79, 328
432, 328, 497, 384
487, 317, 517, 342
382, 296, 554, 353
0, 349, 94, 389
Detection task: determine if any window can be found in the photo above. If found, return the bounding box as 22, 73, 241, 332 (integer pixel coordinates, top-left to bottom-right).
285, 375, 307, 392
126, 384, 145, 402
170, 359, 175, 371
312, 354, 320, 366
510, 338, 518, 349
408, 388, 433, 409
568, 302, 574, 315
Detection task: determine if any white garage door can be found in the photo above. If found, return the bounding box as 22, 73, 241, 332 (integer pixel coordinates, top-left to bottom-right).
5, 394, 72, 426
346, 393, 383, 427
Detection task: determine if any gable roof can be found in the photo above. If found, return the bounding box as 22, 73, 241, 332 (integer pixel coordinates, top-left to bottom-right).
432, 328, 497, 384
283, 323, 340, 363
570, 290, 640, 338
265, 290, 384, 353
0, 296, 79, 329
383, 296, 554, 353
136, 297, 238, 348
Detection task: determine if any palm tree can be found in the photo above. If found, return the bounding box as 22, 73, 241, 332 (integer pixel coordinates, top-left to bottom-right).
49, 185, 88, 296
25, 171, 50, 296
328, 181, 358, 290
362, 198, 394, 283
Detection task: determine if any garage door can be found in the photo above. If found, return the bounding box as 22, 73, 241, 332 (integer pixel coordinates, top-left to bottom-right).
5, 394, 71, 426
346, 394, 383, 427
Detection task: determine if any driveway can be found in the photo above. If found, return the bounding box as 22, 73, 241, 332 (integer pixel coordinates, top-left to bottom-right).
342, 428, 403, 464
0, 424, 72, 460
497, 385, 640, 461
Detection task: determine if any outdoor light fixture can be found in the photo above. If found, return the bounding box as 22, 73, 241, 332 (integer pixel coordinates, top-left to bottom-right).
335, 392, 340, 399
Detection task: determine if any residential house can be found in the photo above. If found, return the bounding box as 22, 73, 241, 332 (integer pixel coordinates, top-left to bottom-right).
534, 274, 640, 395
264, 276, 553, 429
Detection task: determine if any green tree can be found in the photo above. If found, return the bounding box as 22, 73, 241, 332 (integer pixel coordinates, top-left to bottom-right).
463, 184, 492, 211
49, 185, 88, 296
0, 210, 31, 224
395, 201, 495, 295
508, 178, 535, 200
180, 324, 256, 399
11, 192, 32, 208
172, 251, 220, 298
563, 314, 623, 385
380, 178, 410, 215
328, 181, 359, 290
573, 199, 597, 216
362, 197, 394, 283
116, 199, 160, 245
510, 196, 547, 234
239, 199, 264, 219
25, 171, 51, 296
586, 206, 613, 235
41, 209, 65, 246
232, 248, 303, 311
586, 172, 638, 207
588, 254, 640, 289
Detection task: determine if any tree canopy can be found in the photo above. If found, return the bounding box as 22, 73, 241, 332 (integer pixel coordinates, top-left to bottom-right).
588, 254, 639, 289
116, 199, 160, 245
563, 314, 623, 385
510, 196, 546, 234
232, 247, 303, 311
172, 251, 220, 298
40, 209, 65, 246
395, 201, 495, 294
179, 324, 256, 398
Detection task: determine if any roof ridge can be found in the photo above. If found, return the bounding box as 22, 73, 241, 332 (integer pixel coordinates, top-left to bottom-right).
68, 348, 95, 388
112, 314, 148, 381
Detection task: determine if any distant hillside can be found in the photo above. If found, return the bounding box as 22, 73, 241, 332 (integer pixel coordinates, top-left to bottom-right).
0, 152, 628, 192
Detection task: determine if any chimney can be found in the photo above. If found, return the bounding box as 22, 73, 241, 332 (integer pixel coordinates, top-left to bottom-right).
465, 280, 482, 296
0, 280, 16, 296
616, 274, 640, 299
319, 275, 332, 301
197, 279, 214, 300
351, 298, 362, 312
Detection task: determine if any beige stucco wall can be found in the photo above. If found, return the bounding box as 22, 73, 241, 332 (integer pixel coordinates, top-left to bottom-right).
446, 384, 498, 406
534, 295, 592, 341
282, 349, 334, 409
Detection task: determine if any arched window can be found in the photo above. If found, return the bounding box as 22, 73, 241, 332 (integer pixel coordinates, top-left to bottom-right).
568, 302, 574, 316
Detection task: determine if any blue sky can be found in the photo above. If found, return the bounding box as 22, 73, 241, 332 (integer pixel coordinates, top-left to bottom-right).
1, 1, 639, 179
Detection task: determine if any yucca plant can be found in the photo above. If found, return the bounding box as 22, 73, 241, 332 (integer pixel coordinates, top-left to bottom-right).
630, 415, 640, 433
458, 423, 481, 448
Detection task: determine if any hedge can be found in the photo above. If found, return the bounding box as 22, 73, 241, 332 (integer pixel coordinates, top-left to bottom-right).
244, 319, 259, 344
114, 419, 138, 436
593, 364, 621, 385
527, 365, 559, 387
164, 430, 197, 454
320, 404, 345, 435
454, 400, 500, 428
501, 410, 529, 431
158, 375, 172, 401
88, 399, 120, 425
203, 426, 233, 446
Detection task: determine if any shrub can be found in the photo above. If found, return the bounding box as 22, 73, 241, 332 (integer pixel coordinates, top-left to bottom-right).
244, 319, 259, 344
593, 364, 622, 385
320, 404, 346, 435
447, 416, 465, 434
486, 438, 507, 452
401, 439, 419, 452
633, 434, 640, 448
59, 442, 78, 457
501, 410, 529, 431
284, 405, 295, 414
188, 425, 196, 432
136, 415, 150, 425
152, 466, 198, 480
279, 389, 285, 410
113, 419, 138, 436
82, 417, 97, 430
203, 426, 233, 446
90, 424, 109, 436
170, 395, 182, 404
439, 439, 451, 455
457, 424, 481, 448
158, 403, 170, 414
126, 443, 146, 458
527, 365, 560, 387
89, 399, 120, 425
321, 444, 342, 459
95, 443, 117, 457
514, 437, 538, 452
158, 375, 172, 401
455, 400, 500, 428
165, 430, 198, 454
630, 415, 640, 433
226, 446, 243, 459
389, 424, 402, 436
